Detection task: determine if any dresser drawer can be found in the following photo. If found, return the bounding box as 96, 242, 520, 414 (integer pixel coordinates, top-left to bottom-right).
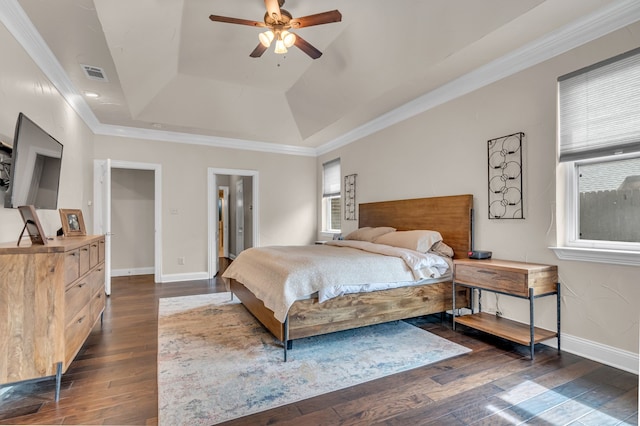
98, 239, 105, 263
64, 249, 80, 286
64, 304, 92, 365
79, 245, 90, 276
65, 278, 91, 326
89, 241, 100, 268
88, 264, 105, 295
91, 290, 106, 319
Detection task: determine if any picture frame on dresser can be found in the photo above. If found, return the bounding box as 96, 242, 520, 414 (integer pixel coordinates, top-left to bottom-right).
17, 205, 47, 245
59, 208, 86, 236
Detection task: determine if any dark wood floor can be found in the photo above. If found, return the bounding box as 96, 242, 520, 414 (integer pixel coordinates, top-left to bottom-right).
1, 261, 637, 425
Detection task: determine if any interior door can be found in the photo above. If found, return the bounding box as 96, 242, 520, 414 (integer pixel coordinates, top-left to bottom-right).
236, 179, 244, 253
93, 159, 112, 295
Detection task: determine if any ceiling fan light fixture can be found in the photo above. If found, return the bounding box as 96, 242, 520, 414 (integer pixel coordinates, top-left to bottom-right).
281, 30, 296, 48
258, 30, 275, 47
274, 38, 288, 54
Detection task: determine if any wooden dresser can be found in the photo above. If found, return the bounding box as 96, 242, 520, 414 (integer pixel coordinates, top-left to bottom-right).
0, 235, 106, 400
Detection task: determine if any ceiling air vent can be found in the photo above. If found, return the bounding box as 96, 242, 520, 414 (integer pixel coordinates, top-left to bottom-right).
81, 64, 108, 82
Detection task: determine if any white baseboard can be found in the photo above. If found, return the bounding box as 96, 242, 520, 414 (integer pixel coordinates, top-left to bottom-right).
111, 267, 154, 277
542, 333, 638, 375
159, 271, 210, 283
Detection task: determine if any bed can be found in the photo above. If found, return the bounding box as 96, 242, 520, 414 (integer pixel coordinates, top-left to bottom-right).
223, 194, 473, 360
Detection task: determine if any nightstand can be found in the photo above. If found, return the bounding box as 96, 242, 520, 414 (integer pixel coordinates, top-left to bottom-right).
452, 258, 560, 360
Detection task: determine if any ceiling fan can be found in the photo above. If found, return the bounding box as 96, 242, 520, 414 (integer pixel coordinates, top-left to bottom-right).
209, 0, 342, 59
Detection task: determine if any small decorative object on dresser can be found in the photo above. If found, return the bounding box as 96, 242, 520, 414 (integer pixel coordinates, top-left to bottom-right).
59, 208, 86, 236
452, 258, 560, 360
17, 205, 47, 246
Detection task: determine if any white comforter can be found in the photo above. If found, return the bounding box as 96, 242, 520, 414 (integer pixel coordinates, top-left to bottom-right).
221, 240, 451, 322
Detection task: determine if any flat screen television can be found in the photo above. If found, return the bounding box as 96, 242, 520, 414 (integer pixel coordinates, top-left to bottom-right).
4, 113, 63, 209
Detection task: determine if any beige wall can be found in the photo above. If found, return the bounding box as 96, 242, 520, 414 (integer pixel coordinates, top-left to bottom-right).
94, 135, 317, 276
319, 23, 640, 357
0, 22, 94, 243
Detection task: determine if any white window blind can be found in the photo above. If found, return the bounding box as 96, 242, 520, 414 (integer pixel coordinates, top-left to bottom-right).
322, 159, 340, 197
558, 47, 640, 162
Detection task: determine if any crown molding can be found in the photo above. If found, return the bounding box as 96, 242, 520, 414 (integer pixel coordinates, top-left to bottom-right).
93, 123, 317, 157
3, 0, 640, 158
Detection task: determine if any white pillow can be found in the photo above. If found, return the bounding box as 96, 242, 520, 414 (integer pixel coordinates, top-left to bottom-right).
344, 226, 396, 242
373, 230, 443, 253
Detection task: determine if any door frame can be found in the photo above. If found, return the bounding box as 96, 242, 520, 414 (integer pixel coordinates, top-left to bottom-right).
207, 167, 259, 278
235, 178, 244, 254
218, 186, 229, 258
94, 159, 162, 291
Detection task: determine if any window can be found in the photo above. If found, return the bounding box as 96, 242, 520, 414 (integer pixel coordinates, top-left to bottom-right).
558, 47, 640, 259
322, 159, 341, 233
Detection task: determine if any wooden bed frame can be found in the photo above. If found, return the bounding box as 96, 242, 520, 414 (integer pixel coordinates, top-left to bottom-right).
227, 194, 474, 359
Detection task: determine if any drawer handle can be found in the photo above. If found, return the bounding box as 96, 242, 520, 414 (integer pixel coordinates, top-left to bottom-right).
478, 270, 497, 275
77, 316, 86, 324
82, 248, 89, 252
78, 282, 86, 288
69, 252, 77, 257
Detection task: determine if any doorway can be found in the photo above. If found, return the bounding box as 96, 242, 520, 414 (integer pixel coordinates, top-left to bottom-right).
110, 168, 155, 277
94, 160, 162, 294
207, 168, 259, 278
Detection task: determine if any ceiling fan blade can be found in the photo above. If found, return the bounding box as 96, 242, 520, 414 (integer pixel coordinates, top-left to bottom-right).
209, 15, 265, 27
290, 10, 342, 29
264, 0, 282, 21
294, 35, 322, 59
250, 43, 268, 58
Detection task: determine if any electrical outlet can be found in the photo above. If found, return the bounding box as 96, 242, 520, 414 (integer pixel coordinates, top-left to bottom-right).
178, 257, 185, 265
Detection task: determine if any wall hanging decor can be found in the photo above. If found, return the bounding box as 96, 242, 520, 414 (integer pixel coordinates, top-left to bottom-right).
344, 173, 357, 220
487, 132, 524, 219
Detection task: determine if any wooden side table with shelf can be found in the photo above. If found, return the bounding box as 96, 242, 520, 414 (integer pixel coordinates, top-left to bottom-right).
452, 258, 560, 360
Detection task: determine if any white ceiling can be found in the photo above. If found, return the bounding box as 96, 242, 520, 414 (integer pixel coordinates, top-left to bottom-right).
4, 0, 640, 155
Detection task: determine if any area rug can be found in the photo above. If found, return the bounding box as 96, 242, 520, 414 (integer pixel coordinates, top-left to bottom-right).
157, 292, 470, 425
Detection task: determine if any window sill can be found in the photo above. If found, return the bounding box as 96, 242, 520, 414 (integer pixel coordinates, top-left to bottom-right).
550, 246, 640, 267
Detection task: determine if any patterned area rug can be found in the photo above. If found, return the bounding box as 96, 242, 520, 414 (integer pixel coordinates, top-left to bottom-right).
157, 292, 470, 425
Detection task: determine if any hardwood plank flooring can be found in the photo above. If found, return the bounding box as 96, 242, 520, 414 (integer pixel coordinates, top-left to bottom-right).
1, 261, 637, 425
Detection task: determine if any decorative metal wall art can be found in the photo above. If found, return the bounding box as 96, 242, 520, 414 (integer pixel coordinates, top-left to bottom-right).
487, 132, 524, 219
344, 173, 357, 220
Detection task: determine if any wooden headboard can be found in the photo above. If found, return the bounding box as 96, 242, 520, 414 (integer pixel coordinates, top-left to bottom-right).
358, 194, 474, 259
